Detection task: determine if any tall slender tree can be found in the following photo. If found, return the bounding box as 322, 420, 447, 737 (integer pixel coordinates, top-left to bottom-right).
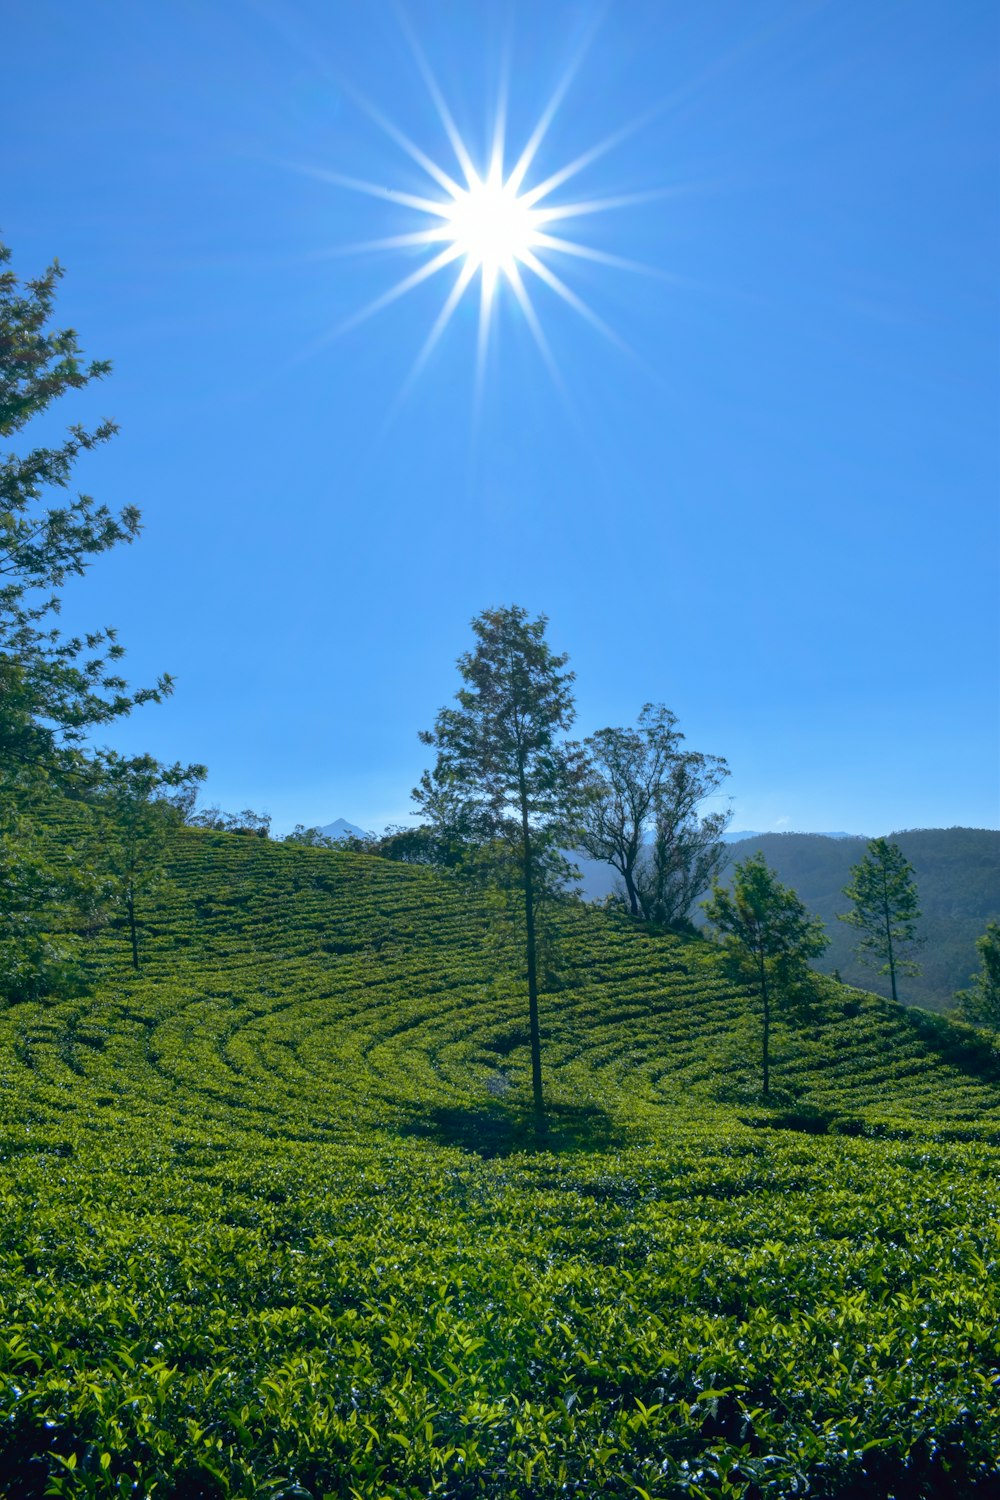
415, 605, 583, 1141
839, 838, 921, 1003
704, 853, 828, 1097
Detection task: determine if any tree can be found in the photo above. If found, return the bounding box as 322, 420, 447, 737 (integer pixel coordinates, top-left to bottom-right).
187, 805, 271, 836
364, 824, 466, 867
0, 241, 170, 774
703, 853, 828, 1097
579, 706, 682, 915
95, 754, 206, 969
0, 240, 171, 999
415, 605, 584, 1141
635, 760, 730, 929
839, 838, 921, 1003
580, 706, 730, 922
283, 824, 338, 848
954, 921, 1000, 1029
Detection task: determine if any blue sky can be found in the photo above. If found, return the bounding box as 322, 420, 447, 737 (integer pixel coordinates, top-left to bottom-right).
6, 0, 998, 836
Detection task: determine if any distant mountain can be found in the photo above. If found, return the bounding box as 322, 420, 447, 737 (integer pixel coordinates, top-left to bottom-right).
717, 829, 999, 1013
573, 828, 999, 1013
721, 830, 856, 843
574, 831, 859, 899
317, 818, 371, 841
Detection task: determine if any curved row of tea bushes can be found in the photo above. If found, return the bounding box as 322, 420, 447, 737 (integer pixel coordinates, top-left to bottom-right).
0, 827, 998, 1495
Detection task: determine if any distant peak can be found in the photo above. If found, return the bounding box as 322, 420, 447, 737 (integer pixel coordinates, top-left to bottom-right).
317, 818, 372, 841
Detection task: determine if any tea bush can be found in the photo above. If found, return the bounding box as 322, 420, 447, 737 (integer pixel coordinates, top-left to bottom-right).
0, 829, 998, 1496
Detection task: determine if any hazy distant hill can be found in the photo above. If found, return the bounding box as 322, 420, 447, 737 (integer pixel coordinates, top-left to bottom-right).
574, 828, 998, 1012
721, 829, 855, 843
719, 829, 999, 1012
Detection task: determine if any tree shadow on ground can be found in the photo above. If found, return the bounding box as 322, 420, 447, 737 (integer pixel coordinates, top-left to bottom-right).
399, 1095, 629, 1158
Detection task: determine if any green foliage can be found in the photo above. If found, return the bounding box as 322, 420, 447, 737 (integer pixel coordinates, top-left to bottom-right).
580, 704, 729, 922
0, 819, 88, 1003
416, 605, 585, 1139
704, 854, 829, 1097
91, 754, 206, 968
840, 838, 921, 1004
955, 921, 1000, 1029
0, 824, 999, 1496
188, 805, 272, 835
368, 823, 467, 868
719, 829, 1000, 1011
0, 240, 169, 760
0, 239, 171, 1003
283, 824, 339, 848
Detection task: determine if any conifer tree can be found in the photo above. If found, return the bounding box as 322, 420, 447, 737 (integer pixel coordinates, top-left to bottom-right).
839, 838, 921, 1003
704, 853, 828, 1097
415, 605, 584, 1141
0, 240, 170, 1000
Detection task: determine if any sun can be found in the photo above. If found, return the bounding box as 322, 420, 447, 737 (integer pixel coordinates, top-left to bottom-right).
441, 170, 541, 282
287, 19, 662, 397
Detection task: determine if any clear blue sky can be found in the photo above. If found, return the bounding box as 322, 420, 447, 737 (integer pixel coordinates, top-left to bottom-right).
6, 0, 998, 836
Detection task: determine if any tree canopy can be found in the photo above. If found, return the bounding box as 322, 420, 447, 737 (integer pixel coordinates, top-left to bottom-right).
0, 239, 172, 1002
415, 605, 584, 1139
579, 704, 730, 924
839, 837, 921, 1004
954, 920, 1000, 1030
704, 853, 828, 1097
0, 241, 169, 780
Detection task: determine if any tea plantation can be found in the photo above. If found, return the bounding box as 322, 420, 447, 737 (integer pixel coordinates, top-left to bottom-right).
2, 828, 999, 1498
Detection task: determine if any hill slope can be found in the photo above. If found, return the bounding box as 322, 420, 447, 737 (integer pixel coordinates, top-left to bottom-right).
1, 827, 999, 1497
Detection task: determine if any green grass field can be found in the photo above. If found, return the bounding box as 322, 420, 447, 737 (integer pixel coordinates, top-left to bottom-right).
2, 828, 999, 1497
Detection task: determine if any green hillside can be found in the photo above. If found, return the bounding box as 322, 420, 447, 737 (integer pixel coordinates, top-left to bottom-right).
720, 829, 1000, 1012
2, 827, 1000, 1497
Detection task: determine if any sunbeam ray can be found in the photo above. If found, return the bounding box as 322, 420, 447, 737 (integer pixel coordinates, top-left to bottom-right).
490, 50, 509, 185
335, 244, 464, 340
505, 10, 605, 194
531, 187, 682, 223
336, 83, 466, 199
272, 159, 452, 217
506, 262, 566, 397
475, 265, 498, 402
305, 228, 453, 261
519, 250, 631, 354
395, 257, 479, 407
531, 233, 671, 278
396, 5, 479, 188
521, 101, 666, 207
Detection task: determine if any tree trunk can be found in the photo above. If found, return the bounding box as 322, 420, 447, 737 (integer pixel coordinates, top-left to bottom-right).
623, 865, 641, 918
882, 870, 898, 1003
127, 887, 139, 971
759, 949, 770, 1098
520, 788, 547, 1144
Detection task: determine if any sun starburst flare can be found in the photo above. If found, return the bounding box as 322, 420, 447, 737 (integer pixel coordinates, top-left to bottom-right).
442, 169, 542, 282
288, 23, 670, 399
